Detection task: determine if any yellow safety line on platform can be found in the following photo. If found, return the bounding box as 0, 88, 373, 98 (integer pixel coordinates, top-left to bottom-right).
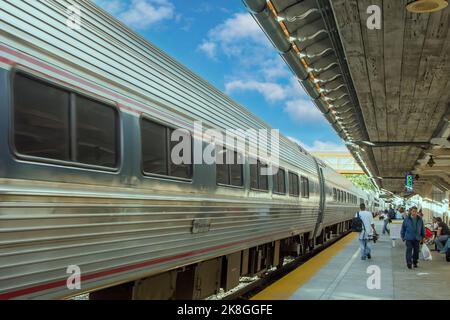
251, 232, 358, 300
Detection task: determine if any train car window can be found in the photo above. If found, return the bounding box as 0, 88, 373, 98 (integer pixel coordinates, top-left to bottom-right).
301, 176, 309, 198
288, 172, 299, 197
76, 96, 117, 167
13, 73, 119, 169
250, 159, 268, 191
169, 128, 192, 179
142, 119, 168, 175
13, 73, 70, 161
142, 119, 193, 179
273, 168, 286, 194
216, 148, 243, 187
333, 188, 337, 201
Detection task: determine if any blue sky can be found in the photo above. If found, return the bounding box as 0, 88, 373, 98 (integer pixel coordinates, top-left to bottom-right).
94, 0, 346, 151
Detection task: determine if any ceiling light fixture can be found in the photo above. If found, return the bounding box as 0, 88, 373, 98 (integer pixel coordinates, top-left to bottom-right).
406, 0, 448, 13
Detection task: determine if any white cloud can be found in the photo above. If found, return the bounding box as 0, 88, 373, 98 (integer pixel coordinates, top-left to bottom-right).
225, 80, 287, 102
287, 136, 347, 152
198, 13, 271, 60
96, 0, 124, 14
261, 59, 290, 81
225, 77, 325, 124
208, 13, 267, 45
199, 12, 328, 127
198, 41, 217, 59
284, 98, 323, 122
96, 0, 175, 29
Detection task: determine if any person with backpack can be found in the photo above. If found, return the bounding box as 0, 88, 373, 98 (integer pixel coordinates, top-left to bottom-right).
388, 207, 396, 221
353, 203, 378, 260
401, 206, 426, 269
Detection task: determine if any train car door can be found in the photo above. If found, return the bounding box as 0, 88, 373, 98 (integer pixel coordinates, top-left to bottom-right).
312, 162, 326, 246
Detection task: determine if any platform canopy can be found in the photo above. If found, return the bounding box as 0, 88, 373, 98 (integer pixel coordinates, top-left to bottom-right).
244, 0, 450, 197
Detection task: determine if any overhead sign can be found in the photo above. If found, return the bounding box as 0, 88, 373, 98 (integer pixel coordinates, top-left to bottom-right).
405, 172, 414, 193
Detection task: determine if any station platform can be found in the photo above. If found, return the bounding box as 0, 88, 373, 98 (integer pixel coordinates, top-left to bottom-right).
252, 221, 450, 300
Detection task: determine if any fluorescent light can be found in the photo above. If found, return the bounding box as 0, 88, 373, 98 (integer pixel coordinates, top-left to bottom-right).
362, 141, 376, 146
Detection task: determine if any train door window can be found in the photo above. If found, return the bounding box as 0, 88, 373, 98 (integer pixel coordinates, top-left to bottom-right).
13, 73, 70, 161
216, 148, 243, 187
216, 148, 229, 185
333, 188, 337, 201
273, 168, 286, 194
301, 176, 309, 198
76, 96, 117, 167
250, 159, 268, 191
142, 119, 168, 175
250, 159, 258, 189
230, 152, 244, 186
338, 190, 342, 202
259, 162, 268, 191
169, 128, 192, 179
288, 172, 299, 197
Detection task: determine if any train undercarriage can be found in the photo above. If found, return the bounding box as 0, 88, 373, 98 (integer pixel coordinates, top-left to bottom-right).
86, 220, 352, 300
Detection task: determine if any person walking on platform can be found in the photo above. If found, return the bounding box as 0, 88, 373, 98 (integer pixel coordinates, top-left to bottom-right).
382, 209, 390, 235
401, 206, 426, 269
355, 203, 377, 260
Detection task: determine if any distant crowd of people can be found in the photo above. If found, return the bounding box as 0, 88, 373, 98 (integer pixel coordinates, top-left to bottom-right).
354, 204, 450, 269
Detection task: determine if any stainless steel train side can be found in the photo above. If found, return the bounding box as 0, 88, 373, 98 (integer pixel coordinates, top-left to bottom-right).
0, 0, 368, 300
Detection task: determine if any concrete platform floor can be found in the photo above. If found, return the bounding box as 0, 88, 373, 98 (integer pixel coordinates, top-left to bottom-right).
252, 221, 450, 300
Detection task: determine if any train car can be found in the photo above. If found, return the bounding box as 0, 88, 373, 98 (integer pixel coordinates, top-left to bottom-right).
0, 0, 369, 300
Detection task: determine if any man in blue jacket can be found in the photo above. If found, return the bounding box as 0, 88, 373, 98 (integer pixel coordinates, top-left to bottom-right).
401, 206, 426, 269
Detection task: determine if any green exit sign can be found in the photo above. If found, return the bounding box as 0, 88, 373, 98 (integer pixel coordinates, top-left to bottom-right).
405, 173, 413, 192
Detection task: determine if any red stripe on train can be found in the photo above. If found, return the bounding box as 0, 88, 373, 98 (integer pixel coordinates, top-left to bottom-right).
0, 231, 286, 299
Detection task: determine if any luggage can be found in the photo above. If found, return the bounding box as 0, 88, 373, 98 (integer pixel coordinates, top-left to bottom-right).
446, 250, 450, 262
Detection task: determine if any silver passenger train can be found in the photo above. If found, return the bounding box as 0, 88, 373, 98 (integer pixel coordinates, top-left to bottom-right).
0, 0, 370, 299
